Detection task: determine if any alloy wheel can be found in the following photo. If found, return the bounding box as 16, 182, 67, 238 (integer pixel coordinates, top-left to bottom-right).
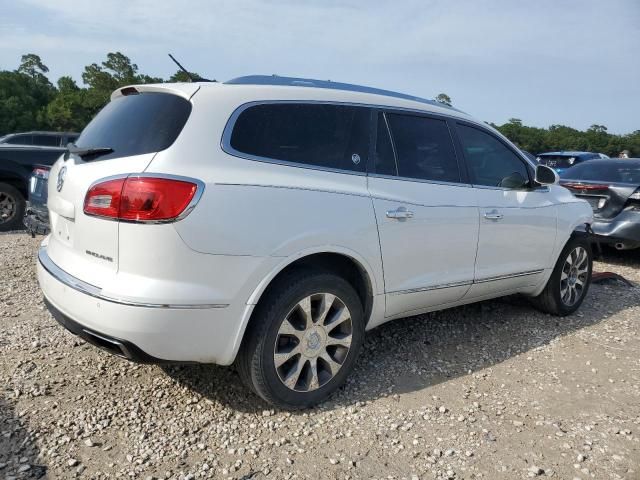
274, 293, 353, 392
0, 191, 17, 224
560, 246, 589, 306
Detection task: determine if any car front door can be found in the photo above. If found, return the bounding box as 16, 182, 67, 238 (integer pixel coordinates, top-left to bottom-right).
454, 122, 558, 298
368, 111, 479, 318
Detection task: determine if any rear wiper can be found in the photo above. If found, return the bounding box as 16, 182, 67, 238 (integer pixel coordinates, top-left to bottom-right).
66, 143, 114, 160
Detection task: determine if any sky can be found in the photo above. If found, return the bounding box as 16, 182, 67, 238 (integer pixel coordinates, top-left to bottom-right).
1, 0, 639, 134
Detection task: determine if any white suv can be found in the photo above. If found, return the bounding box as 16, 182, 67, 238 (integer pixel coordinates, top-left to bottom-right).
37, 76, 593, 408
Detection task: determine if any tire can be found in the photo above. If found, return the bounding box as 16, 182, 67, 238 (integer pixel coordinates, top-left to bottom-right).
237, 269, 365, 409
0, 182, 26, 232
530, 235, 592, 316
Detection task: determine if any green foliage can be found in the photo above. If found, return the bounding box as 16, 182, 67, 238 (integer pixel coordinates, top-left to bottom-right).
493, 119, 637, 157
0, 54, 637, 157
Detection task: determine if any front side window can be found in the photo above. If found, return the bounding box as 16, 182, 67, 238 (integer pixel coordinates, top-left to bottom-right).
229, 103, 370, 172
385, 113, 460, 183
458, 125, 530, 189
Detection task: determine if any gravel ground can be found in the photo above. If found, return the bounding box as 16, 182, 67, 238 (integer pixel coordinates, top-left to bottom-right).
1, 232, 639, 480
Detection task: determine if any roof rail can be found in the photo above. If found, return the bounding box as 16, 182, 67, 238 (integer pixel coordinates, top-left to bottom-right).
225, 75, 462, 112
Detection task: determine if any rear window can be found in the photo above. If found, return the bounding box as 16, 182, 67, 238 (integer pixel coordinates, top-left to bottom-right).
561, 162, 640, 183
229, 103, 370, 172
76, 92, 192, 160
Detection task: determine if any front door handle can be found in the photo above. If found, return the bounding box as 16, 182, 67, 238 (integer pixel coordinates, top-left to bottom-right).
484, 209, 504, 220
386, 206, 414, 219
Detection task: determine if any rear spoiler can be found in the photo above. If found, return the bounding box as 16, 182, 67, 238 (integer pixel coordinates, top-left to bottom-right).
110, 83, 203, 102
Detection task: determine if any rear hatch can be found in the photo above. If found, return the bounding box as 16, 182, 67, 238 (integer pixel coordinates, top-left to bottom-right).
46, 85, 196, 286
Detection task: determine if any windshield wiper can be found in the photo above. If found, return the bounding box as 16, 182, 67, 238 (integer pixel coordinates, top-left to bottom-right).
66, 143, 114, 160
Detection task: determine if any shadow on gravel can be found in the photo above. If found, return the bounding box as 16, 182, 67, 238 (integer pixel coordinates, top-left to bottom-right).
595, 246, 640, 268
0, 395, 46, 478
163, 283, 637, 413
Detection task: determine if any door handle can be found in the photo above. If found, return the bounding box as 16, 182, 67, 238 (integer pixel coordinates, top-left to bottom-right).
386, 207, 414, 219
484, 209, 503, 220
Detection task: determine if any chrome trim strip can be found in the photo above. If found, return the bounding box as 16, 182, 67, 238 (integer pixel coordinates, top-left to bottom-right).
388, 269, 545, 295
38, 247, 228, 309
84, 173, 205, 224
474, 269, 544, 284
389, 280, 473, 296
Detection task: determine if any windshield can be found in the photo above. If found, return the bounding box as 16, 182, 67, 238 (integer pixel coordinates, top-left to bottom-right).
75, 92, 192, 160
560, 161, 640, 184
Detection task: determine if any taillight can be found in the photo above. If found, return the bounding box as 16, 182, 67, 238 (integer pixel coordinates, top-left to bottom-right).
561, 182, 609, 191
84, 176, 200, 222
32, 167, 50, 178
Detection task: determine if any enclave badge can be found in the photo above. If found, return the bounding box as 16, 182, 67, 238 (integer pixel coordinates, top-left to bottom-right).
56, 166, 67, 192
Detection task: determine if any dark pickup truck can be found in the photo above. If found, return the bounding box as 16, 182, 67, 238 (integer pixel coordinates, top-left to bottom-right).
0, 144, 64, 231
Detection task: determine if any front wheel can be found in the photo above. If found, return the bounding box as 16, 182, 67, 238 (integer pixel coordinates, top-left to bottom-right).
237, 270, 364, 409
530, 236, 592, 316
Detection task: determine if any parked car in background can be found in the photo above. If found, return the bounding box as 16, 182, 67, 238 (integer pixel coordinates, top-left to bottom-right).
537, 151, 609, 174
0, 144, 65, 231
560, 159, 640, 250
24, 165, 51, 235
37, 76, 593, 408
0, 131, 79, 148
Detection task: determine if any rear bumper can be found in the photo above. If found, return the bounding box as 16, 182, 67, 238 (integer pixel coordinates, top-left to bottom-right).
37, 244, 255, 364
591, 210, 640, 249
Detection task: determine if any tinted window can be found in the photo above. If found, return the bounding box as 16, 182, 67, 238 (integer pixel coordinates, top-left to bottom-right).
458, 125, 530, 188
76, 92, 192, 160
32, 135, 60, 147
6, 135, 32, 145
386, 113, 460, 182
560, 161, 640, 184
230, 103, 369, 172
374, 114, 397, 176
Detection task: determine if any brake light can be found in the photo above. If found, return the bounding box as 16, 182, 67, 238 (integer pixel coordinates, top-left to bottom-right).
32, 167, 50, 178
561, 182, 609, 191
84, 176, 199, 222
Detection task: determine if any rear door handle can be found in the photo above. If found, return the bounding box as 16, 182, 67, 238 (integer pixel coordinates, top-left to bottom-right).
484, 209, 503, 220
386, 207, 414, 219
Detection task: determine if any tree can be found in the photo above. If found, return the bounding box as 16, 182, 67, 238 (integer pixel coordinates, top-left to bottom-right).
17, 54, 51, 85
434, 93, 452, 107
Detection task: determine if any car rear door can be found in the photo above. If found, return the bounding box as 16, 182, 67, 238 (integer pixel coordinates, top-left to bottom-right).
454, 122, 557, 297
368, 111, 479, 318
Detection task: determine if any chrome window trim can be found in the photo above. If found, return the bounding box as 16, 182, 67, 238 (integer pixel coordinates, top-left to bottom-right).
39, 247, 228, 309
83, 172, 205, 224
388, 269, 544, 295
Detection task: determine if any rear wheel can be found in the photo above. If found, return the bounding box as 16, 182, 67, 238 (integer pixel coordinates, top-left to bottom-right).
530, 236, 592, 316
0, 182, 25, 232
237, 270, 364, 409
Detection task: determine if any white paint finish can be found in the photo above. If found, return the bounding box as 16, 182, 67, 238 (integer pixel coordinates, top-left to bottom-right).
46, 153, 154, 285
471, 187, 558, 293
368, 177, 478, 317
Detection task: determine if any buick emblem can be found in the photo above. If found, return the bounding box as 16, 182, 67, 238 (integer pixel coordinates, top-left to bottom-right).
56, 166, 67, 192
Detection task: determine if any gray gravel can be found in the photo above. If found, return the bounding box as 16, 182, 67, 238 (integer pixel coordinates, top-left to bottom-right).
1, 232, 639, 479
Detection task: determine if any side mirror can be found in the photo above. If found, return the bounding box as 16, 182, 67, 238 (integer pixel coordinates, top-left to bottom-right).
535, 164, 559, 185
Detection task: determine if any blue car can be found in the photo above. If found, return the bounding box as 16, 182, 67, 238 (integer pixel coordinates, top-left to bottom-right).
536, 151, 609, 174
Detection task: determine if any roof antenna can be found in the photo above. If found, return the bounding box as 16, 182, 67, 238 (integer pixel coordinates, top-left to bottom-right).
168, 54, 215, 82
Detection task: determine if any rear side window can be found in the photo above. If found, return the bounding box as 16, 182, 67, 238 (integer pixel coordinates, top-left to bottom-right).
32, 135, 59, 147
458, 125, 530, 189
229, 103, 370, 172
76, 92, 192, 160
385, 113, 460, 183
